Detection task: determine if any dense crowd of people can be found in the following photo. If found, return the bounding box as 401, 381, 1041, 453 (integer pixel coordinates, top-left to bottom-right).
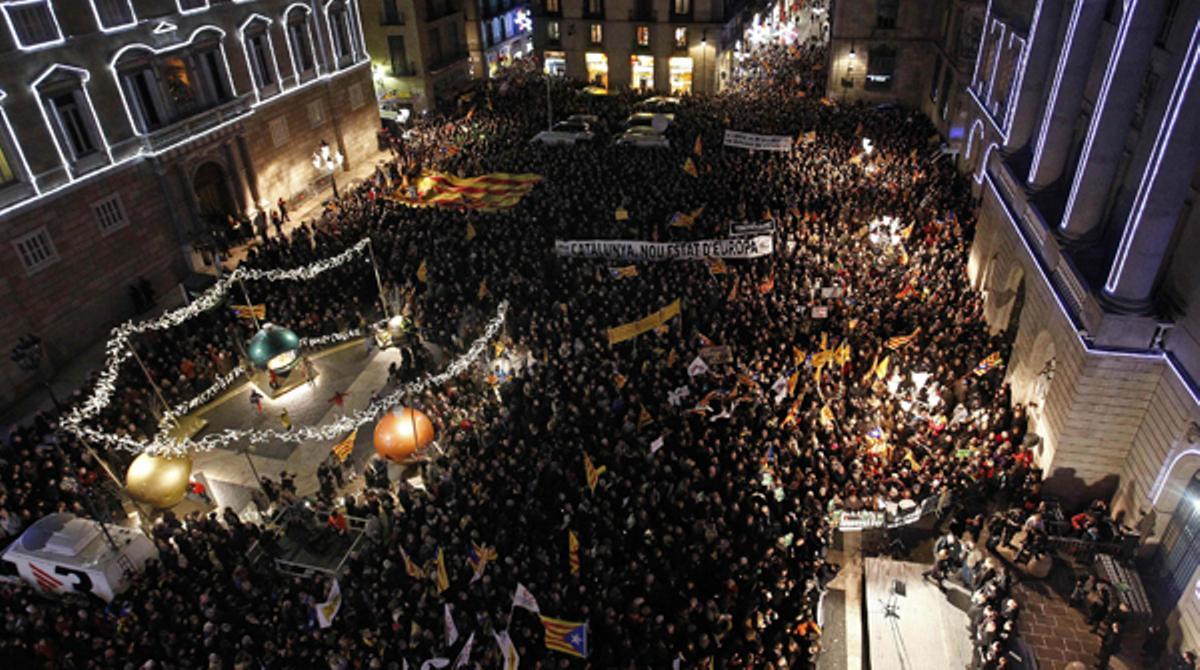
0, 10, 1178, 668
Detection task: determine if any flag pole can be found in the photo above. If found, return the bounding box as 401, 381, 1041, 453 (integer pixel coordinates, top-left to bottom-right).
365, 237, 391, 320
235, 276, 262, 331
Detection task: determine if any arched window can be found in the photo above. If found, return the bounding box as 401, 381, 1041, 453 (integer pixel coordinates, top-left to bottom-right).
240, 14, 281, 100
325, 0, 361, 68
284, 4, 320, 83
111, 28, 234, 136
32, 65, 111, 177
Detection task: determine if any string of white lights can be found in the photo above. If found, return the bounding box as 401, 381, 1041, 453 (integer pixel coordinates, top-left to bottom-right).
74, 302, 508, 457
298, 318, 388, 348
62, 239, 375, 438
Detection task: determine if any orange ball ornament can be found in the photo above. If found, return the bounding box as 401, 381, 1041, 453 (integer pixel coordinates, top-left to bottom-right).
373, 407, 435, 463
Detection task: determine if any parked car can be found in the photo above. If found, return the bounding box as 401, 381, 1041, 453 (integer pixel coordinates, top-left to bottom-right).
624, 112, 675, 131
635, 96, 681, 113
530, 120, 596, 146
616, 126, 671, 148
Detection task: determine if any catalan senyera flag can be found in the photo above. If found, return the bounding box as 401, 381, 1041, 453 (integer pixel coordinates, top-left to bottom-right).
416, 260, 428, 283
793, 346, 807, 366
231, 304, 266, 320
693, 135, 703, 156
568, 531, 580, 574
787, 370, 800, 397
668, 205, 705, 228
781, 395, 803, 427
900, 222, 915, 240
885, 327, 921, 350
638, 406, 653, 430
682, 157, 698, 177
835, 341, 852, 367
862, 354, 879, 385
875, 355, 891, 381
584, 452, 607, 494
704, 257, 728, 275
332, 429, 357, 463
540, 615, 589, 658
820, 403, 835, 428
727, 275, 739, 302
393, 172, 542, 211
466, 222, 477, 241
758, 274, 775, 295
615, 207, 630, 221
896, 284, 915, 300
973, 351, 1003, 377
401, 546, 426, 579
494, 630, 520, 670
435, 547, 450, 593
613, 372, 627, 389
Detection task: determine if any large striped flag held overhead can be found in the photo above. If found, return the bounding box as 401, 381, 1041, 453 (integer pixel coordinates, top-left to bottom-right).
392, 172, 542, 211
540, 615, 589, 658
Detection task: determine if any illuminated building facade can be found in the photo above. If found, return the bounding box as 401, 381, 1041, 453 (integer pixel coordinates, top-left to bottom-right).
530, 0, 740, 94
465, 0, 535, 79
362, 0, 473, 114
0, 0, 379, 405
959, 0, 1200, 643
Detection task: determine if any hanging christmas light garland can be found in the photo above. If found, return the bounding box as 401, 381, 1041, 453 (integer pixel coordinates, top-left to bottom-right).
62, 238, 374, 445
68, 302, 509, 457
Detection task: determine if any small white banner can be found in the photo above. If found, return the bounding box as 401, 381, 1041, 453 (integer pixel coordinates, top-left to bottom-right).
555, 235, 774, 261
723, 130, 795, 152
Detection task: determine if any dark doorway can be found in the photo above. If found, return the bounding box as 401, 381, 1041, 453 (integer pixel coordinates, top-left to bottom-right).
1158, 472, 1200, 603
193, 161, 237, 225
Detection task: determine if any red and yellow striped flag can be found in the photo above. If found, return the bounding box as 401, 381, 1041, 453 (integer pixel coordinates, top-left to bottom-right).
885, 327, 921, 350
332, 429, 356, 463
231, 304, 266, 320
682, 157, 698, 177
584, 453, 607, 494
568, 531, 580, 574
540, 615, 589, 657
435, 547, 449, 593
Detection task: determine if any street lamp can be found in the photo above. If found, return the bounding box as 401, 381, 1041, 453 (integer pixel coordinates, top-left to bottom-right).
311, 139, 345, 201
10, 334, 61, 410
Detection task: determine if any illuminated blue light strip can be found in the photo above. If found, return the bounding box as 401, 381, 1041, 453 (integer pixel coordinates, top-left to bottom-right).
1105, 20, 1200, 294
1061, 0, 1140, 231
1030, 0, 1086, 181
985, 170, 1200, 406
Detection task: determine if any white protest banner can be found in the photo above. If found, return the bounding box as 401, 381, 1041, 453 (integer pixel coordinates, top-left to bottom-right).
723, 130, 795, 152
555, 235, 773, 261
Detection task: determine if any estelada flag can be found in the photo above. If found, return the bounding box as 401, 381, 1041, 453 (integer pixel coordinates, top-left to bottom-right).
435, 547, 450, 593
610, 265, 639, 279
540, 615, 589, 658
682, 157, 698, 177
758, 274, 775, 294
567, 531, 580, 574
704, 257, 727, 275
613, 372, 627, 389
615, 207, 630, 221
896, 284, 915, 300
793, 346, 807, 366
231, 304, 266, 320
973, 351, 1003, 376
584, 452, 607, 493
332, 429, 356, 463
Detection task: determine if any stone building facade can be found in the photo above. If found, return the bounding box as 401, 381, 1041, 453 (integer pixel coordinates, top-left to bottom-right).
529, 0, 736, 94
361, 0, 474, 114
0, 0, 379, 406
958, 0, 1200, 647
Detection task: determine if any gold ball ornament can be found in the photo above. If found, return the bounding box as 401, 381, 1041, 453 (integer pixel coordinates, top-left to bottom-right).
373, 407, 435, 463
125, 452, 193, 508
